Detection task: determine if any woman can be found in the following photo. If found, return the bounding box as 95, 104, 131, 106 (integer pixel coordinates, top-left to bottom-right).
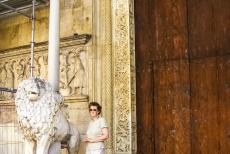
83, 102, 109, 154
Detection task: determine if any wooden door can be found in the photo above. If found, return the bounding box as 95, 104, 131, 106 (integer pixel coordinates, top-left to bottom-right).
135, 0, 230, 153
135, 0, 155, 153
188, 0, 230, 153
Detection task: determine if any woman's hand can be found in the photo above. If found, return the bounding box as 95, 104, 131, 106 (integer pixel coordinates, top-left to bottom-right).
82, 128, 109, 143
87, 138, 95, 143
89, 128, 109, 143
82, 136, 90, 143
82, 136, 95, 143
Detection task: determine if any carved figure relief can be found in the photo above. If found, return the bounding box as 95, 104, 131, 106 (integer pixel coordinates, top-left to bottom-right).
17, 59, 26, 84
24, 58, 31, 79
0, 65, 7, 100
0, 46, 88, 100
67, 51, 86, 96
59, 48, 87, 97
12, 61, 17, 87
5, 62, 14, 99
0, 65, 6, 87
37, 56, 48, 79
60, 53, 69, 96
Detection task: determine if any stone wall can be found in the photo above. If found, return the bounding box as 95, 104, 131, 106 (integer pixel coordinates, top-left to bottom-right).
0, 35, 91, 154
0, 0, 92, 50
0, 103, 24, 154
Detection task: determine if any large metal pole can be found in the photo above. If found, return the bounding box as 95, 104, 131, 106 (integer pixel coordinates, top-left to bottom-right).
48, 0, 60, 92
30, 0, 36, 77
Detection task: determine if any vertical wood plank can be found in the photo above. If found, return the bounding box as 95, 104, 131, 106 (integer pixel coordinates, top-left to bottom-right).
188, 1, 230, 153
213, 0, 230, 56
154, 0, 188, 61
135, 0, 230, 153
153, 0, 190, 153
154, 60, 190, 154
190, 58, 219, 153
188, 0, 216, 58
217, 56, 230, 153
135, 0, 155, 153
188, 0, 230, 58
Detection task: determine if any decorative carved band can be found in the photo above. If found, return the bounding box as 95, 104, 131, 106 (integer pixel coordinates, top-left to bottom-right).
112, 0, 136, 153
0, 34, 91, 58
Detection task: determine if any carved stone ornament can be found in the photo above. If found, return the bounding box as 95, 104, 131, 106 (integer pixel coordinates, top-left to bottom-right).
0, 34, 91, 101
15, 77, 81, 154
112, 0, 136, 153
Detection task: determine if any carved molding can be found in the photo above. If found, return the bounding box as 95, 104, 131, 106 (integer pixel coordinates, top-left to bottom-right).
129, 1, 137, 153
0, 34, 91, 58
112, 0, 136, 153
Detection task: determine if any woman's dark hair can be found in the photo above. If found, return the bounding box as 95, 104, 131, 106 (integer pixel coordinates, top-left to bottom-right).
88, 102, 102, 115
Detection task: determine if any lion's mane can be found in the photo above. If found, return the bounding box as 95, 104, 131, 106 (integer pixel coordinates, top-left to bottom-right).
15, 77, 63, 141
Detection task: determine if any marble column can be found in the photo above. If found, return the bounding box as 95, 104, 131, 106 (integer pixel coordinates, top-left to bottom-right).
48, 0, 60, 92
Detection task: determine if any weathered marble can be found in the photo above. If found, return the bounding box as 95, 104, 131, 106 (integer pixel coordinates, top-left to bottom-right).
15, 77, 81, 154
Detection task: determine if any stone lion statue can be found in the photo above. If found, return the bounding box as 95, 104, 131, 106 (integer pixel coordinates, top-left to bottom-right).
15, 77, 80, 154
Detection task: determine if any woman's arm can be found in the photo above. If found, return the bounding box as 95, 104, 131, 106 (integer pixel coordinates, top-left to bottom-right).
87, 127, 109, 143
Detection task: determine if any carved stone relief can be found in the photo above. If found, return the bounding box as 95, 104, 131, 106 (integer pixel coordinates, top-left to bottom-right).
59, 47, 87, 97
0, 61, 14, 99
37, 55, 48, 79
0, 36, 90, 100
112, 0, 136, 153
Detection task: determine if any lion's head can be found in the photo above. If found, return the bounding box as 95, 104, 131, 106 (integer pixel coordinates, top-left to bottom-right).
15, 77, 63, 141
